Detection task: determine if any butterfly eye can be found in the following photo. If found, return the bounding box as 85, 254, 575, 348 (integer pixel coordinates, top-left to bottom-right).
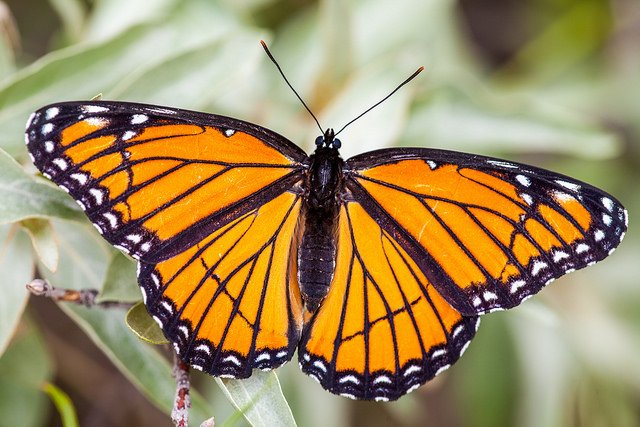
315, 136, 324, 147
333, 138, 342, 149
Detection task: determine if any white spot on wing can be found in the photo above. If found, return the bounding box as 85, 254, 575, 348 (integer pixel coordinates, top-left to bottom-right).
127, 234, 142, 243
521, 193, 534, 205
44, 141, 55, 153
404, 365, 421, 376
52, 158, 67, 170
82, 105, 110, 113
131, 114, 148, 124
426, 160, 437, 170
431, 349, 446, 359
459, 341, 471, 356
531, 260, 547, 276
373, 375, 392, 385
553, 251, 569, 262
122, 130, 136, 141
45, 107, 60, 119
89, 188, 104, 205
434, 364, 451, 377
594, 229, 605, 242
195, 344, 211, 355
510, 279, 526, 294
338, 375, 360, 385
178, 325, 189, 338
602, 197, 614, 212
223, 355, 241, 366
103, 212, 118, 228
516, 174, 531, 187
84, 117, 107, 127
487, 160, 517, 168
602, 214, 612, 226
313, 360, 327, 372
553, 191, 574, 202
26, 112, 36, 129
483, 291, 497, 301
576, 243, 590, 254
42, 123, 54, 135
255, 353, 271, 362
224, 129, 236, 137
556, 180, 580, 191
71, 173, 88, 185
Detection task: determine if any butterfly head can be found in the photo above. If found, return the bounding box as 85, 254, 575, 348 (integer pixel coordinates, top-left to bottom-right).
315, 128, 341, 151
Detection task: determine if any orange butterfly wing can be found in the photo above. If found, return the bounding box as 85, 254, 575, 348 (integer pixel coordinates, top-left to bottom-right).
26, 101, 307, 262
139, 191, 304, 375
299, 201, 479, 401
344, 148, 627, 315
26, 101, 308, 373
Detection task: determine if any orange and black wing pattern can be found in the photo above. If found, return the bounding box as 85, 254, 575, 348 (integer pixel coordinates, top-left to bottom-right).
299, 201, 479, 401
139, 191, 304, 376
344, 148, 627, 315
25, 101, 307, 263
26, 101, 308, 373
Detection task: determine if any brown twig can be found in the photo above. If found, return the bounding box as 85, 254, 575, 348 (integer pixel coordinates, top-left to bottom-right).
26, 279, 135, 309
172, 353, 191, 427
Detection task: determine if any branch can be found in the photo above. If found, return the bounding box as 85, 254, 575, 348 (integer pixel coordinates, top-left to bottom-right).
26, 279, 134, 309
172, 353, 191, 427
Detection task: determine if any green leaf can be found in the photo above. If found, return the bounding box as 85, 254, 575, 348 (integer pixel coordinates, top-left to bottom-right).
0, 148, 81, 223
0, 318, 53, 427
0, 224, 34, 355
0, 2, 242, 156
97, 251, 139, 303
59, 303, 213, 423
126, 302, 169, 345
403, 85, 621, 159
219, 371, 297, 427
40, 220, 111, 291
49, 0, 88, 43
111, 31, 265, 111
42, 382, 80, 427
21, 218, 59, 272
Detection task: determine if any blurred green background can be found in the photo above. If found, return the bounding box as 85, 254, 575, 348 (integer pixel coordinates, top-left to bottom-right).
0, 0, 638, 426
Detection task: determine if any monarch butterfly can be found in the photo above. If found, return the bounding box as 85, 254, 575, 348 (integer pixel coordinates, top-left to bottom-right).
25, 45, 627, 403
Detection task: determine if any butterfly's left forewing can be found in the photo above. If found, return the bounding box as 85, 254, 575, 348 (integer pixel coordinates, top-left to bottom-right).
26, 101, 307, 263
345, 148, 628, 315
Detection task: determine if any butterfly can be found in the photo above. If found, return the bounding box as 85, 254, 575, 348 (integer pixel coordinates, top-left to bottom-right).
25, 91, 627, 402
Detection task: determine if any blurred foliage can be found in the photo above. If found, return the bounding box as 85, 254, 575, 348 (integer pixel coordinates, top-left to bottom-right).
0, 0, 638, 425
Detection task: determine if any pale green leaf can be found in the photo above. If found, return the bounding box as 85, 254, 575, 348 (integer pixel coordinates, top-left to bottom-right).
59, 304, 213, 423
0, 319, 53, 427
218, 371, 297, 427
0, 148, 81, 223
49, 0, 87, 43
97, 251, 139, 303
126, 302, 169, 345
0, 2, 242, 156
0, 225, 34, 355
21, 218, 59, 272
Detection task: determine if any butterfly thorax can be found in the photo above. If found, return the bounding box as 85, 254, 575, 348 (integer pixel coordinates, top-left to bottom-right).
298, 142, 344, 312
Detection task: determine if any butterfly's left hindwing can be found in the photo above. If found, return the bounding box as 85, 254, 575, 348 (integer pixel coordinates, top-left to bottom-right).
25, 101, 307, 263
139, 191, 304, 376
345, 148, 628, 315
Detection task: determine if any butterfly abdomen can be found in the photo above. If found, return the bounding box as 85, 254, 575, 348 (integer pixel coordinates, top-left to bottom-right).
298, 147, 344, 312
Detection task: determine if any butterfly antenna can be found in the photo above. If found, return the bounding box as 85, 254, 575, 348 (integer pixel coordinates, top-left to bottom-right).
260, 40, 324, 135
334, 66, 424, 137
